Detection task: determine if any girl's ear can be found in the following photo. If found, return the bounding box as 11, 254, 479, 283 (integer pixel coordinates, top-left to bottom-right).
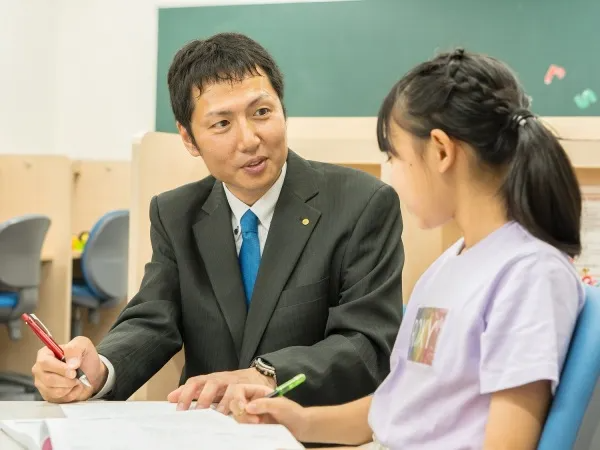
429, 129, 457, 174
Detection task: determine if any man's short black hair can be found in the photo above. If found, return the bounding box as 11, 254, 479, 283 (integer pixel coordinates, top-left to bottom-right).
167, 32, 285, 138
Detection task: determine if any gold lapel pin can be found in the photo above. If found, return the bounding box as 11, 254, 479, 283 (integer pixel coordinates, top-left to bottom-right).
302, 218, 310, 226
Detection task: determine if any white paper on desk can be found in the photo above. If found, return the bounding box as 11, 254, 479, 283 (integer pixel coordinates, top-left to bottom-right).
0, 419, 47, 450
60, 401, 187, 419
45, 410, 303, 450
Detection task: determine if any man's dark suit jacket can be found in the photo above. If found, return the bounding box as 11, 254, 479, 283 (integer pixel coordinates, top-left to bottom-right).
97, 150, 404, 406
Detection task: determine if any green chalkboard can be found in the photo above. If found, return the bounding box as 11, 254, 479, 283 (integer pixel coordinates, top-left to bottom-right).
156, 0, 599, 133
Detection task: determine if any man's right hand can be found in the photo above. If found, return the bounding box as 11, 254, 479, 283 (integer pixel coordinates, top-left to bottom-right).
32, 336, 108, 403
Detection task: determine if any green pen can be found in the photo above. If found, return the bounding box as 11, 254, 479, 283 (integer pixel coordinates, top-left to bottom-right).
265, 373, 306, 398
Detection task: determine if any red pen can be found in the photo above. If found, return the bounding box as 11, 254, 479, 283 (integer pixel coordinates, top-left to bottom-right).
21, 313, 91, 388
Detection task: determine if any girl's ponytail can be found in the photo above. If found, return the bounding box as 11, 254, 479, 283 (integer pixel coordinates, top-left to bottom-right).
502, 114, 581, 257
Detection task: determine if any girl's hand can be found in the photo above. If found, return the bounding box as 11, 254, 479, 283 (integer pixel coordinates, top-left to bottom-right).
228, 384, 312, 442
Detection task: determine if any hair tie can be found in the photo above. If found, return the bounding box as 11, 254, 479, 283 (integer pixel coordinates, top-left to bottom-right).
510, 112, 535, 129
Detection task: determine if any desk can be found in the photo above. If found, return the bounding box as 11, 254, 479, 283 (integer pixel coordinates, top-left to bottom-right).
41, 251, 53, 263
40, 246, 84, 262
0, 401, 63, 420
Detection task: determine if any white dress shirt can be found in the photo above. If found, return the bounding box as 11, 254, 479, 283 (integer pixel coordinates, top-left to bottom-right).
93, 162, 287, 399
224, 162, 287, 256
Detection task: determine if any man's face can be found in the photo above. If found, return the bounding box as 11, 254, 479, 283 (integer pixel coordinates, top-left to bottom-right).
178, 68, 288, 205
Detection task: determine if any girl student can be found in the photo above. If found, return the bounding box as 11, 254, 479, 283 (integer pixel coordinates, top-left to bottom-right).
226, 49, 585, 450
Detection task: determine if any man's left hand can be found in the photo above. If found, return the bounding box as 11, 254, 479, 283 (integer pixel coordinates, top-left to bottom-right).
167, 368, 276, 413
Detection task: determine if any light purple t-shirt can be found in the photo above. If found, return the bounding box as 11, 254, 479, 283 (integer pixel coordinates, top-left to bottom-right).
369, 221, 584, 450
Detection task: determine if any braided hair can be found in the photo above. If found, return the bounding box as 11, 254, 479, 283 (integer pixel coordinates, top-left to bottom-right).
377, 48, 581, 257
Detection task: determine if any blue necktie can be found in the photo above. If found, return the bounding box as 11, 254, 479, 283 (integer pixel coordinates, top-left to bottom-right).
239, 210, 261, 305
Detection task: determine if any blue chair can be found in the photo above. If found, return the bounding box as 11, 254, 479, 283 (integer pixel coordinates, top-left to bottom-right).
0, 214, 51, 340
0, 214, 50, 400
71, 210, 129, 338
538, 284, 600, 450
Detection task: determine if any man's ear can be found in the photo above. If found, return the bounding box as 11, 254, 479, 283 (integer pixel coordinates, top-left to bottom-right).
177, 122, 201, 157
429, 129, 456, 174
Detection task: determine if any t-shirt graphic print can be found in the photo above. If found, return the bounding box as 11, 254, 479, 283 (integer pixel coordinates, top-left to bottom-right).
408, 307, 448, 366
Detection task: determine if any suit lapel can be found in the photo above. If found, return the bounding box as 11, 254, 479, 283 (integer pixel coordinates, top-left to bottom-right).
193, 182, 247, 358
239, 152, 321, 366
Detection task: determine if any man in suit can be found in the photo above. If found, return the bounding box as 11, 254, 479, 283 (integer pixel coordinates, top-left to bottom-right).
32, 32, 404, 411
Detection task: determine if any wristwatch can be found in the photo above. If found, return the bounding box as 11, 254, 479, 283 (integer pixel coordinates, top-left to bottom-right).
251, 357, 277, 386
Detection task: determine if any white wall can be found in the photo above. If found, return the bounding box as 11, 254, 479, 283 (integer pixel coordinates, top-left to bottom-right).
0, 0, 58, 155
54, 0, 158, 160
52, 0, 348, 160
0, 0, 347, 159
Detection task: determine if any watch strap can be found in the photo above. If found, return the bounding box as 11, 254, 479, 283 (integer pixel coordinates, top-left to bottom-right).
251, 357, 277, 386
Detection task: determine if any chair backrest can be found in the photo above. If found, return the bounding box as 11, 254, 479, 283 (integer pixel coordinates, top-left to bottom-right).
538, 285, 600, 450
0, 214, 51, 288
80, 210, 129, 300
